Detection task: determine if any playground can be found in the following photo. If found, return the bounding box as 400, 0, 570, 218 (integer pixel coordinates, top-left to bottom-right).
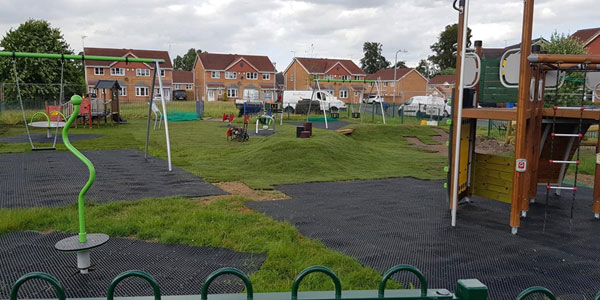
2, 0, 600, 299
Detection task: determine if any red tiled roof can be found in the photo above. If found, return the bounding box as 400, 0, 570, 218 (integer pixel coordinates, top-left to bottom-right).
173, 71, 193, 83
429, 74, 457, 85
365, 68, 413, 80
296, 57, 364, 75
83, 47, 172, 68
571, 27, 600, 46
198, 53, 275, 72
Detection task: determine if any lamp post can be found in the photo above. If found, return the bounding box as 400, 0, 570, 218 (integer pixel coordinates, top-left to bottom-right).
291, 50, 297, 90
393, 49, 407, 116
81, 35, 88, 94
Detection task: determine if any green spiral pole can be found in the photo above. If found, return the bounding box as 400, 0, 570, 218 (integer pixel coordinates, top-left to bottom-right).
62, 95, 94, 243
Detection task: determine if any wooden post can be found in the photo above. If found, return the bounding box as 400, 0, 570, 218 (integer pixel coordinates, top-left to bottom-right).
510, 0, 535, 234
594, 118, 600, 218
526, 65, 545, 213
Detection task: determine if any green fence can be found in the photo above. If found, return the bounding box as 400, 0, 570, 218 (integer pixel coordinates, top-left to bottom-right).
9, 264, 596, 300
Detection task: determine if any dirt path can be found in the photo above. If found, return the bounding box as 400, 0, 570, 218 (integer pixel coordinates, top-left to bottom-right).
406, 128, 448, 155
192, 181, 290, 204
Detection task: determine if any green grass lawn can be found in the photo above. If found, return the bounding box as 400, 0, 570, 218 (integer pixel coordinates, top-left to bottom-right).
0, 102, 445, 292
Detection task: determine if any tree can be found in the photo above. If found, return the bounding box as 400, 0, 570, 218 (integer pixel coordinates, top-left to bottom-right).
428, 24, 472, 71
360, 42, 390, 74
174, 48, 203, 71
543, 31, 587, 107
0, 19, 83, 105
415, 59, 439, 78
394, 61, 407, 69
439, 68, 456, 75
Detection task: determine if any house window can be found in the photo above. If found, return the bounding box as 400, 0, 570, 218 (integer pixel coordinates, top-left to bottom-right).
88, 87, 96, 94
244, 89, 259, 100
227, 88, 238, 98
118, 87, 127, 96
262, 73, 270, 80
353, 75, 360, 80
136, 69, 150, 77
174, 84, 181, 89
246, 72, 258, 80
384, 82, 389, 87
211, 71, 220, 78
225, 71, 237, 79
341, 75, 350, 81
324, 75, 334, 80
186, 84, 193, 90
160, 70, 166, 77
110, 68, 124, 76
369, 82, 374, 87
136, 87, 148, 96
94, 68, 104, 75
154, 88, 160, 95
354, 91, 360, 96
262, 89, 273, 100
340, 90, 348, 98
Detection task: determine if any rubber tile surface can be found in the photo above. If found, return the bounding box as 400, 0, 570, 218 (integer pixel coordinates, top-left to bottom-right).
0, 149, 225, 208
0, 231, 266, 298
248, 178, 600, 299
289, 121, 352, 130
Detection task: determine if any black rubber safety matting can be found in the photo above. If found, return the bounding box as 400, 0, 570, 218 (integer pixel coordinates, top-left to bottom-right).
0, 133, 103, 144
248, 178, 600, 299
290, 121, 352, 130
0, 231, 266, 298
0, 149, 225, 208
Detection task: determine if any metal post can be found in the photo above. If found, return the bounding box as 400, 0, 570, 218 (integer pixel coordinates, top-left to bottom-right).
156, 61, 172, 171
451, 0, 470, 227
393, 49, 406, 118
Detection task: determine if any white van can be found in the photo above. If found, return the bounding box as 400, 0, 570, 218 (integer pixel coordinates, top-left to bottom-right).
283, 90, 346, 112
399, 95, 450, 118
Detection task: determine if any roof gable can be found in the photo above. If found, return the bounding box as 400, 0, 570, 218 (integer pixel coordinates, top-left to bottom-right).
429, 74, 457, 85
571, 27, 600, 46
83, 47, 172, 68
325, 62, 351, 76
365, 68, 414, 81
225, 57, 259, 73
296, 57, 364, 75
198, 53, 275, 72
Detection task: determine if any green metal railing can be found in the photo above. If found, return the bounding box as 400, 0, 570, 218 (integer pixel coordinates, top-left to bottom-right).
0, 51, 164, 64
9, 264, 600, 300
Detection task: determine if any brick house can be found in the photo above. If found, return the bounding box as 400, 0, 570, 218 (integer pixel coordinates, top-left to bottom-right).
84, 48, 173, 102
428, 74, 456, 100
365, 68, 428, 103
193, 53, 277, 102
173, 71, 194, 100
283, 57, 366, 104
571, 27, 600, 55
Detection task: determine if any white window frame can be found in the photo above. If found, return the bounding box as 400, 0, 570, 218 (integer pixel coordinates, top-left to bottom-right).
94, 67, 104, 75
341, 75, 350, 81
227, 88, 238, 98
110, 68, 125, 76
174, 84, 181, 89
353, 75, 360, 80
225, 71, 237, 79
384, 82, 389, 87
354, 91, 360, 96
262, 73, 270, 80
118, 87, 127, 96
186, 84, 193, 90
211, 71, 220, 79
136, 69, 150, 77
246, 72, 258, 80
340, 90, 348, 98
160, 69, 166, 77
135, 87, 148, 96
324, 75, 334, 80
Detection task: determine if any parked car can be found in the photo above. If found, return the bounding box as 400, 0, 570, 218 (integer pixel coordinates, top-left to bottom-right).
173, 90, 187, 101
362, 95, 384, 104
398, 95, 450, 118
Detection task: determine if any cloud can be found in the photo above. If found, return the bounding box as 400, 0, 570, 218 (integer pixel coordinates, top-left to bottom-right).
0, 0, 596, 70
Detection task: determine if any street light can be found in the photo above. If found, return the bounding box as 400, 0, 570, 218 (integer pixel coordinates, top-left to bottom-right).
393, 49, 407, 114
81, 35, 88, 93
291, 50, 297, 90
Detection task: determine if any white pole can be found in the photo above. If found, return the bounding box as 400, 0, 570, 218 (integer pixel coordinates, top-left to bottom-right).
451, 0, 470, 227
376, 80, 386, 124
155, 61, 172, 171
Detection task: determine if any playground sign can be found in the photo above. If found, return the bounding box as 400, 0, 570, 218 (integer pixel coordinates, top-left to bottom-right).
516, 159, 527, 172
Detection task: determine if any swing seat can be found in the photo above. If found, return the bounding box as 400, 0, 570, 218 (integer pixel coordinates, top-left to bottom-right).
331, 112, 340, 119
352, 112, 361, 118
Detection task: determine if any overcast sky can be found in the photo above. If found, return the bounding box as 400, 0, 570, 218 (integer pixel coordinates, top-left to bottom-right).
0, 0, 597, 71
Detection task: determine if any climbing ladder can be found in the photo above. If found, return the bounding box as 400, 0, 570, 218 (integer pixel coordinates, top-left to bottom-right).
544, 65, 588, 229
